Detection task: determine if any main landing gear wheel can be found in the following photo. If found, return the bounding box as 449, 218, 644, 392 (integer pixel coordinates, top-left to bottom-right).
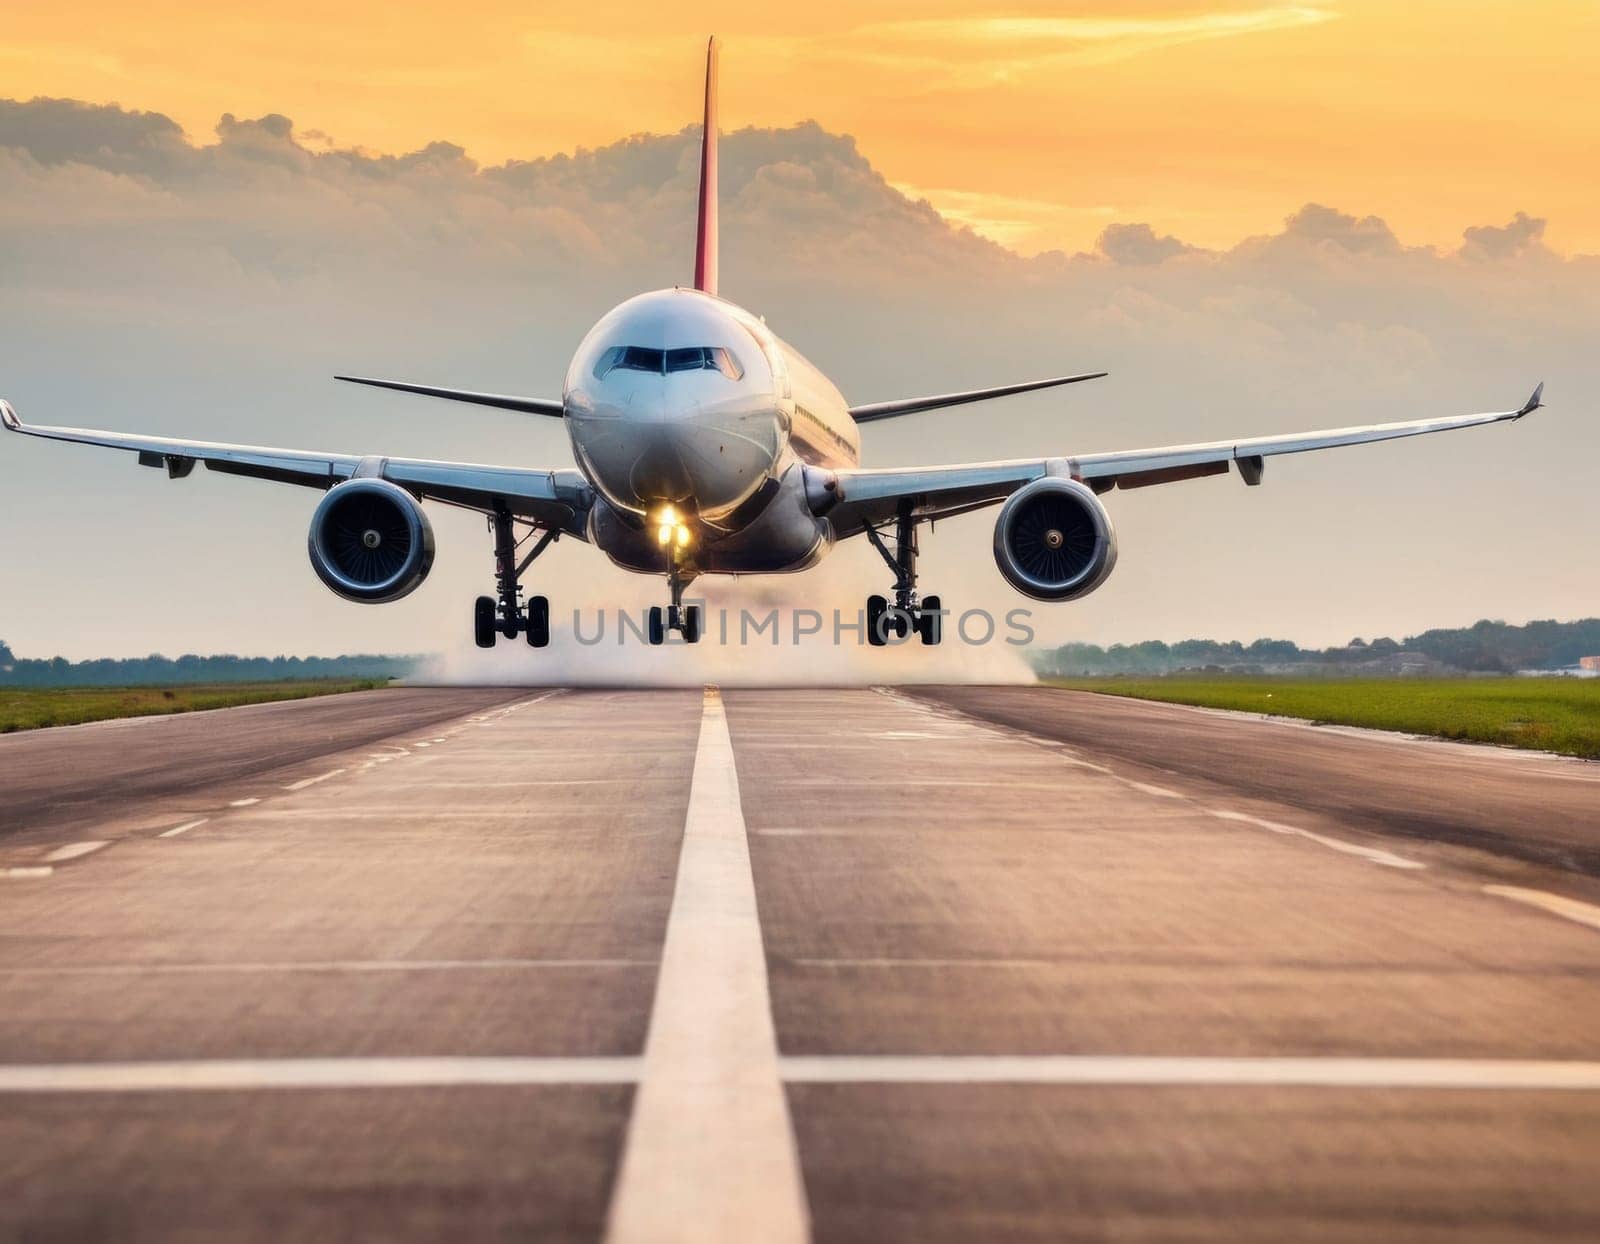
474, 596, 497, 649
525, 595, 550, 648
865, 505, 943, 647
473, 504, 559, 648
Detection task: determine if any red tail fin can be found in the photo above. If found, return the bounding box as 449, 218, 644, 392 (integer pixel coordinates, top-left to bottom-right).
693, 36, 719, 296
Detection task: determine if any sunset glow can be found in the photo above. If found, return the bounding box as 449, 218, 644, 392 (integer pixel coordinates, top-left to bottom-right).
4, 1, 1597, 255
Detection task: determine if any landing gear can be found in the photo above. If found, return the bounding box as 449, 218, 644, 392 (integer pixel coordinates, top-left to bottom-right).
474, 504, 556, 648
648, 565, 703, 645
864, 504, 942, 646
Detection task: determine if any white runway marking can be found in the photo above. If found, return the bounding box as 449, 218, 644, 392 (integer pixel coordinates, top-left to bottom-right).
780, 1056, 1600, 1089
0, 1058, 642, 1093
1123, 780, 1184, 799
158, 819, 208, 839
0, 958, 652, 978
605, 687, 809, 1244
43, 841, 110, 863
1209, 809, 1424, 870
1483, 885, 1600, 934
227, 798, 261, 808
282, 769, 346, 791
1, 867, 53, 879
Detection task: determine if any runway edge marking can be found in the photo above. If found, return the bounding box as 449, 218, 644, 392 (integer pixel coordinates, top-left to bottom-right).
877, 687, 1427, 872
1482, 885, 1600, 934
604, 686, 810, 1244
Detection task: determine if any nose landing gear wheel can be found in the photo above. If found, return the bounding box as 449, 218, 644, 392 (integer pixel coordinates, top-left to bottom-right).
647, 603, 703, 646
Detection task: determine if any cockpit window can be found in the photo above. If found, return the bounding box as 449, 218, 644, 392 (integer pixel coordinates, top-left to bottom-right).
594, 345, 743, 381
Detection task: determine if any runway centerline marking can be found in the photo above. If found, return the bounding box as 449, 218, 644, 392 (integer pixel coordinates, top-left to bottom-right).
0, 1058, 642, 1093
43, 841, 111, 863
227, 798, 261, 808
605, 686, 809, 1244
282, 769, 346, 792
158, 819, 209, 839
779, 1056, 1600, 1089
1208, 809, 1425, 870
1483, 885, 1600, 934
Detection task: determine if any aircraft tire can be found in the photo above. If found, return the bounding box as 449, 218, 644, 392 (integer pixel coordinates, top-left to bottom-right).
474, 596, 497, 649
866, 595, 889, 647
526, 595, 550, 647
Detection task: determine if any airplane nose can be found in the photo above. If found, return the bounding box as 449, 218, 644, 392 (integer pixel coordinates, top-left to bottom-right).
625, 406, 779, 514
627, 419, 701, 503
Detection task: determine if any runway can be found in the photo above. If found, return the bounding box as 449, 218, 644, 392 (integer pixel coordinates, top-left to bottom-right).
1, 684, 1598, 1241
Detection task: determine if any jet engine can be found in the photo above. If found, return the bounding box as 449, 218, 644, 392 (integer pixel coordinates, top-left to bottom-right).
992, 477, 1117, 601
307, 479, 435, 603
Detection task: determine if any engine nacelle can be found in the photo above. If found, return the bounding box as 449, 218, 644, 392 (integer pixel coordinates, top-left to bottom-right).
993, 477, 1117, 601
308, 478, 435, 603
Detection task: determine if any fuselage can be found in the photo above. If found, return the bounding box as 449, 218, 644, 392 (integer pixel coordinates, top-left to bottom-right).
563, 288, 859, 575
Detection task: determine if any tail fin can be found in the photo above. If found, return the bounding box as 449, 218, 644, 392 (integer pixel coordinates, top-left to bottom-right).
693, 36, 719, 296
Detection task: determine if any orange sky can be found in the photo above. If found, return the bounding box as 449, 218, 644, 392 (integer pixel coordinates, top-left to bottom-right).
4, 1, 1598, 255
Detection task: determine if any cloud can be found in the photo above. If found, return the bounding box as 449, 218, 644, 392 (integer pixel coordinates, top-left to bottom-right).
0, 94, 1594, 662
1097, 222, 1193, 265
1273, 202, 1404, 255
0, 96, 189, 175
1461, 211, 1548, 260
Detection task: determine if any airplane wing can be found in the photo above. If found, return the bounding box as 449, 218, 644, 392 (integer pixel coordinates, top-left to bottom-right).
334, 376, 566, 417
0, 399, 593, 535
825, 384, 1544, 537
849, 371, 1106, 422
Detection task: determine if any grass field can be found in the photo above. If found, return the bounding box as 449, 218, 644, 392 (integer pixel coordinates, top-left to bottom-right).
0, 680, 389, 734
1048, 676, 1600, 760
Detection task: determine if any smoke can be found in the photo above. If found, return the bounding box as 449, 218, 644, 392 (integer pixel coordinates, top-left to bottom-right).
413, 624, 1036, 688
411, 573, 1036, 687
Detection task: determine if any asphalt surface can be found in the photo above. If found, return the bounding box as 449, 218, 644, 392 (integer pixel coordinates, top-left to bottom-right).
1, 683, 1598, 1241
0, 686, 527, 848
911, 685, 1600, 884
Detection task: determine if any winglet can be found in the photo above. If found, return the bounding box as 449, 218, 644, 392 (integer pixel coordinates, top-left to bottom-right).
1516, 382, 1544, 418
692, 36, 719, 296
0, 399, 19, 432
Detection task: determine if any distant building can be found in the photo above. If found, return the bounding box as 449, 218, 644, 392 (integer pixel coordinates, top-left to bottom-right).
1581, 656, 1600, 672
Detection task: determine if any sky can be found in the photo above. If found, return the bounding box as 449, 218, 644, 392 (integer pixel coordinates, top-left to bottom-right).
0, 4, 1596, 663
4, 1, 1598, 256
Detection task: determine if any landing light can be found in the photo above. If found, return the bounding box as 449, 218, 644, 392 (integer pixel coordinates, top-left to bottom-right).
653, 506, 693, 549
657, 522, 693, 547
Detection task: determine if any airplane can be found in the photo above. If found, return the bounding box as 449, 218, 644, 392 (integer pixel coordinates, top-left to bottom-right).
2, 38, 1543, 649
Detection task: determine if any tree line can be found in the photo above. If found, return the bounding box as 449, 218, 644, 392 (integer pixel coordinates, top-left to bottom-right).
1036, 618, 1600, 677
0, 641, 418, 687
